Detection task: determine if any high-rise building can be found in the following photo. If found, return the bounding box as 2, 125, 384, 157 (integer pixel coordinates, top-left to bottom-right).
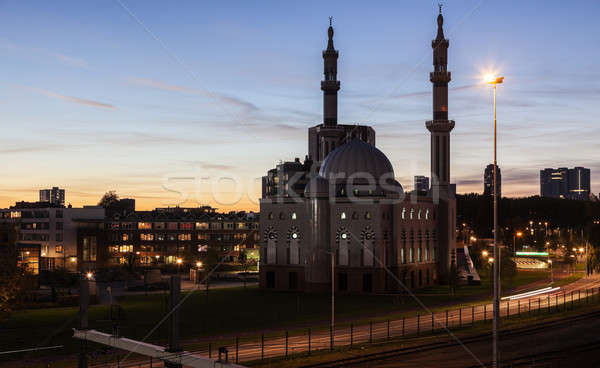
40, 187, 65, 206
567, 167, 591, 200
483, 164, 501, 197
540, 167, 590, 200
414, 176, 429, 194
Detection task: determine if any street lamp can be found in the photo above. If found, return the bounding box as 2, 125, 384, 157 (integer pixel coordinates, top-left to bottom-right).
513, 231, 522, 255
486, 73, 503, 368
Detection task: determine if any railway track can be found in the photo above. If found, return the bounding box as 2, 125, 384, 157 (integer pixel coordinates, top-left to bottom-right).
299, 310, 600, 368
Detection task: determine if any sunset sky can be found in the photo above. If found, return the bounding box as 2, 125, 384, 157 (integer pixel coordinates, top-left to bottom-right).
2, 0, 599, 211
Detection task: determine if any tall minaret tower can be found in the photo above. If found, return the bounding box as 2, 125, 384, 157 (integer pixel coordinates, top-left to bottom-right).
426, 5, 456, 277
321, 17, 340, 126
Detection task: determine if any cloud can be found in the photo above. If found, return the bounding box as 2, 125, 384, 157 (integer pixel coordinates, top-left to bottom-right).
0, 144, 68, 155
389, 84, 481, 99
53, 53, 89, 69
33, 88, 115, 109
127, 77, 259, 112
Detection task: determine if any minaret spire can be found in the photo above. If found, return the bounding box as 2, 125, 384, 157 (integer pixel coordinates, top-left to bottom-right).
321, 17, 340, 126
426, 7, 456, 277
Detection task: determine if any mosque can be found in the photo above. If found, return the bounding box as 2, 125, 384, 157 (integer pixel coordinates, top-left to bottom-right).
259, 10, 456, 293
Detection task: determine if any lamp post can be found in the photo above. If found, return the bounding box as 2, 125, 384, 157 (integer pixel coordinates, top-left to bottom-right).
513, 231, 522, 255
486, 74, 503, 368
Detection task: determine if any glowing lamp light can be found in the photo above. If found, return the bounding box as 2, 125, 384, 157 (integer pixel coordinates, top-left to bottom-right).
155, 255, 160, 259
579, 247, 585, 253
516, 231, 523, 237
176, 258, 183, 264
196, 261, 203, 268
482, 250, 488, 257
488, 257, 494, 263
70, 257, 77, 263
86, 272, 93, 280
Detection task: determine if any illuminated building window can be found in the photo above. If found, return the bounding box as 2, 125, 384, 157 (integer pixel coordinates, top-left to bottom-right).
340, 212, 346, 220
410, 208, 414, 220
402, 207, 406, 219
122, 233, 129, 241
291, 212, 297, 220
181, 223, 194, 230
365, 211, 372, 220
196, 222, 208, 230
138, 222, 152, 230
119, 245, 133, 253
178, 233, 191, 241
55, 245, 63, 253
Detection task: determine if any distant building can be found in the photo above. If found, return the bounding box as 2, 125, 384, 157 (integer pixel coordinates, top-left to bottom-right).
567, 167, 591, 200
0, 202, 105, 274
483, 164, 501, 197
540, 167, 590, 200
39, 187, 65, 206
414, 176, 429, 194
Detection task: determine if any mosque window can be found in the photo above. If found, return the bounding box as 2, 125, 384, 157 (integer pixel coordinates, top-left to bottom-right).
402, 207, 406, 219
341, 233, 348, 240
279, 212, 285, 220
352, 212, 359, 220
365, 211, 372, 220
410, 208, 415, 220
340, 212, 346, 220
418, 209, 422, 220
268, 212, 273, 220
353, 189, 359, 196
425, 209, 430, 220
291, 212, 297, 220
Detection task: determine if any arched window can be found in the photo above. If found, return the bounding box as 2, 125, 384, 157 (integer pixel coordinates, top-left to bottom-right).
288, 227, 300, 265
268, 212, 273, 220
425, 209, 430, 220
410, 208, 414, 220
365, 211, 372, 220
336, 229, 350, 266
340, 212, 346, 220
402, 207, 406, 219
352, 212, 359, 220
291, 212, 297, 220
263, 227, 278, 264
418, 209, 422, 220
361, 227, 375, 266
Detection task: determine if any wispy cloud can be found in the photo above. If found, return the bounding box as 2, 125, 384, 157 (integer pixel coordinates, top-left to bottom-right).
52, 53, 89, 69
33, 88, 115, 109
128, 77, 259, 112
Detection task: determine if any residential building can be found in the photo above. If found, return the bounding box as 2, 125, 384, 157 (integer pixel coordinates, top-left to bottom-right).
414, 176, 429, 195
39, 187, 65, 206
0, 202, 105, 274
540, 167, 590, 200
484, 164, 501, 197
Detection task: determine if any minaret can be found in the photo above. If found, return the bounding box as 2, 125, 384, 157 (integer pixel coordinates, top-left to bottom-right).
321, 17, 340, 126
426, 5, 456, 278
427, 5, 455, 186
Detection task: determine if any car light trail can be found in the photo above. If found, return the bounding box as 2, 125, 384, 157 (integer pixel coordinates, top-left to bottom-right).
501, 287, 561, 301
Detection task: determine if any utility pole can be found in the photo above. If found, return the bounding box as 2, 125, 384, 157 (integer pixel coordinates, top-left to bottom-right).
78, 274, 89, 368
165, 276, 182, 368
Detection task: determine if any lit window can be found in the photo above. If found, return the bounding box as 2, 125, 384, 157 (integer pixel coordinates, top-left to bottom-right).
425, 209, 430, 220
365, 212, 372, 220
291, 232, 298, 239
291, 212, 297, 220
402, 207, 406, 219
341, 212, 346, 220
55, 245, 63, 253
341, 233, 348, 240
410, 208, 414, 220
418, 209, 422, 220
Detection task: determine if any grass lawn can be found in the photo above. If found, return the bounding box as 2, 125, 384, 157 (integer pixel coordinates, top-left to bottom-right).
0, 270, 549, 365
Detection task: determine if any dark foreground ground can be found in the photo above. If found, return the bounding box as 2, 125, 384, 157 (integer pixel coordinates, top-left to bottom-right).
350, 314, 600, 368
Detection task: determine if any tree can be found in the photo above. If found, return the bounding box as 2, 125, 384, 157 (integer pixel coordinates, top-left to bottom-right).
98, 190, 119, 208
0, 225, 34, 318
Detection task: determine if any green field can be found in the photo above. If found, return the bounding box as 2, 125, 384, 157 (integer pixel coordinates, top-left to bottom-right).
0, 270, 549, 365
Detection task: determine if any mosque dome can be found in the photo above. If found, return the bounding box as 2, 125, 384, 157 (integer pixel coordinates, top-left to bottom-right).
319, 139, 395, 181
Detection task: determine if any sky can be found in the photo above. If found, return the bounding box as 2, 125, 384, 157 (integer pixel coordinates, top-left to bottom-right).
1, 0, 599, 211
